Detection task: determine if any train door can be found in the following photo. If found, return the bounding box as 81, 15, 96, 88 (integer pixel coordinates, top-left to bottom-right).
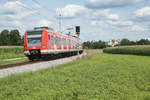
69, 38, 71, 50
54, 35, 57, 52
58, 37, 62, 50
48, 34, 51, 49
50, 34, 54, 50
61, 37, 64, 51
63, 38, 67, 50
55, 36, 59, 50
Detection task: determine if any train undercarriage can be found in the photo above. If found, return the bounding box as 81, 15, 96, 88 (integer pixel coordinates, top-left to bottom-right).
26, 50, 83, 61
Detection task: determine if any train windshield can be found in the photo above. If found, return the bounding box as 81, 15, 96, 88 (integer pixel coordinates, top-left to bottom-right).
27, 31, 42, 46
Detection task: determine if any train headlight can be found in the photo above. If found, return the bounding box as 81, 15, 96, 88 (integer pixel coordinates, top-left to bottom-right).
42, 45, 46, 48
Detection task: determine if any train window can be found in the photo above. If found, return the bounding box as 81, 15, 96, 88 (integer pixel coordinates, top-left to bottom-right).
60, 38, 62, 45
62, 39, 64, 45
66, 40, 69, 46
55, 37, 57, 45
63, 39, 66, 45
56, 37, 58, 45
57, 38, 60, 45
48, 35, 50, 40
54, 37, 56, 45
51, 36, 54, 45
73, 41, 74, 46
66, 39, 67, 46
62, 38, 63, 45
72, 41, 74, 46
59, 38, 61, 45
70, 40, 72, 46
61, 38, 63, 45
58, 38, 59, 45
71, 40, 72, 46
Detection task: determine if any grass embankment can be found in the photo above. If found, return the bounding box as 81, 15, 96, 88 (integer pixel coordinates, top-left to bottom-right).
0, 46, 23, 48
0, 58, 29, 66
104, 46, 150, 56
0, 53, 150, 99
0, 47, 25, 60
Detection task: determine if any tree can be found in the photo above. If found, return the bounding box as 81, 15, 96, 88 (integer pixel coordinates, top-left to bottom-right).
83, 40, 106, 49
136, 39, 150, 45
9, 29, 22, 45
120, 38, 131, 46
0, 30, 10, 45
21, 35, 24, 46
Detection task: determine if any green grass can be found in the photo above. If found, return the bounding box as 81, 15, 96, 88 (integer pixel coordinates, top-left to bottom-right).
104, 46, 150, 56
0, 57, 28, 66
0, 48, 25, 60
0, 53, 150, 99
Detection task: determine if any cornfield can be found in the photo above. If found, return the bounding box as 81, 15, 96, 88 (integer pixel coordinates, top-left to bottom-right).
103, 46, 150, 56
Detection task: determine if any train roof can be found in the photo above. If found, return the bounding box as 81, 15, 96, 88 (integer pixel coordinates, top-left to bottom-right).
26, 27, 80, 40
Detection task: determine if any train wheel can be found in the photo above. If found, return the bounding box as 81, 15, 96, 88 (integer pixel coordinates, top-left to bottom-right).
28, 56, 34, 61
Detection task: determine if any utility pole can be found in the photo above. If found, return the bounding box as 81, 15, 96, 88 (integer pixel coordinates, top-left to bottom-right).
59, 13, 62, 33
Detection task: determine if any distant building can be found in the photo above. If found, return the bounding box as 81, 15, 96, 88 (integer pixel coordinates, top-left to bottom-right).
107, 40, 119, 47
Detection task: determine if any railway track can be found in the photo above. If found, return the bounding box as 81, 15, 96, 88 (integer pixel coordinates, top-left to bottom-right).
0, 61, 42, 70
0, 50, 102, 70
0, 55, 71, 70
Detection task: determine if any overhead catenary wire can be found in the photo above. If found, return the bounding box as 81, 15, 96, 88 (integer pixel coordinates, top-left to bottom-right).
6, 0, 63, 32
6, 0, 57, 23
31, 0, 56, 13
16, 1, 52, 20
30, 0, 61, 32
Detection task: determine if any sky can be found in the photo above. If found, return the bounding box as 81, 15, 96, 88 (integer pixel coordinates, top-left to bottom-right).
0, 0, 150, 41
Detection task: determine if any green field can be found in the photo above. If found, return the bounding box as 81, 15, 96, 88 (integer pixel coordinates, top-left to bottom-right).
0, 47, 25, 60
0, 53, 150, 100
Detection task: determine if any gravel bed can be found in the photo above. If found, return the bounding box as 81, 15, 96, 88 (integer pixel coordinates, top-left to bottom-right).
0, 53, 86, 78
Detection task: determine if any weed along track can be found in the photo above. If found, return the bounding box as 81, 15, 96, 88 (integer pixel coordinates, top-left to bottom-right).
0, 53, 86, 78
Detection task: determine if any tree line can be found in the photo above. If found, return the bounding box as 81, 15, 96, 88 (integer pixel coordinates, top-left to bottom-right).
119, 38, 150, 46
0, 29, 150, 48
0, 29, 23, 46
83, 38, 150, 49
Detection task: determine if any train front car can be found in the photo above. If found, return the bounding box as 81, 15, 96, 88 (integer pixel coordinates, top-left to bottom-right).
24, 27, 83, 61
24, 27, 48, 61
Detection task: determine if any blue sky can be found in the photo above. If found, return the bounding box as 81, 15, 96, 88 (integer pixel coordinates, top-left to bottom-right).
0, 0, 150, 41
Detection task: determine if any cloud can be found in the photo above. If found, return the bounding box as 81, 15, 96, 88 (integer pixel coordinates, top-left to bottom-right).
2, 1, 37, 20
4, 1, 25, 13
0, 20, 23, 28
91, 21, 98, 26
107, 20, 133, 26
0, 0, 40, 30
85, 0, 147, 8
91, 9, 120, 20
57, 5, 120, 21
56, 5, 88, 18
38, 19, 52, 27
131, 25, 146, 32
134, 7, 150, 21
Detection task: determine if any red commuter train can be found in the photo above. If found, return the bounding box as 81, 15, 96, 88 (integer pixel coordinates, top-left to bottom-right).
24, 27, 83, 61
